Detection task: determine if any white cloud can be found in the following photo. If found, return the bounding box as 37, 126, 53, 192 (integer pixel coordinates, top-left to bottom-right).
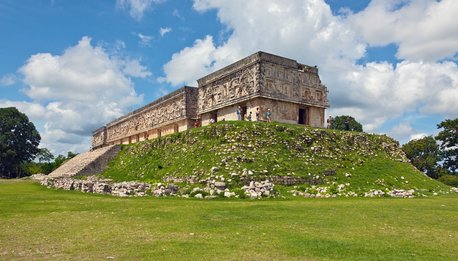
119, 58, 152, 78
116, 0, 164, 21
347, 0, 458, 61
159, 27, 172, 37
0, 100, 47, 120
409, 133, 428, 141
164, 0, 365, 86
326, 60, 458, 132
5, 36, 147, 155
114, 40, 126, 51
162, 0, 458, 139
391, 122, 414, 140
162, 35, 216, 86
137, 33, 153, 46
0, 73, 16, 86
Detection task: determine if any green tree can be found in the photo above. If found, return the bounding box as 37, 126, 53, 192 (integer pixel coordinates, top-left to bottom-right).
66, 151, 78, 159
0, 107, 41, 178
436, 118, 458, 173
37, 148, 54, 163
402, 136, 440, 178
330, 115, 363, 132
49, 153, 75, 172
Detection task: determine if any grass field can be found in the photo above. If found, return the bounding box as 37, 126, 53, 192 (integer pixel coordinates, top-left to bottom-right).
1, 180, 457, 260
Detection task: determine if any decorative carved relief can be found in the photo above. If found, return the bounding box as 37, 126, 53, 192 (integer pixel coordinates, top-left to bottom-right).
92, 131, 105, 148
198, 65, 258, 112
94, 53, 330, 148
106, 95, 186, 142
261, 62, 328, 107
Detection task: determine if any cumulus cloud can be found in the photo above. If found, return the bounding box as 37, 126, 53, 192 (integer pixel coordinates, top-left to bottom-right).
162, 0, 458, 137
347, 0, 458, 61
409, 133, 428, 141
116, 0, 164, 21
6, 36, 147, 155
159, 27, 172, 37
0, 73, 16, 86
163, 0, 365, 86
162, 35, 216, 86
390, 122, 414, 141
0, 100, 47, 120
119, 58, 152, 78
325, 60, 458, 131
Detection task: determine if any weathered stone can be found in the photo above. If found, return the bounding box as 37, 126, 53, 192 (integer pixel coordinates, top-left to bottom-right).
48, 145, 121, 178
92, 52, 328, 153
214, 182, 226, 189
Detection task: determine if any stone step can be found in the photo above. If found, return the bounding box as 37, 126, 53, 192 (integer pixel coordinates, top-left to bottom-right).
48, 145, 121, 178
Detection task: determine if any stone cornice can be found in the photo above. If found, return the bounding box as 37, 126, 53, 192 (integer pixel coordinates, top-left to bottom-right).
106, 86, 195, 128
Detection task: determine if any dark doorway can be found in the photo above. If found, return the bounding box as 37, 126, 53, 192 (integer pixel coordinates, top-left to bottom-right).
210, 110, 218, 123
298, 108, 307, 125
241, 106, 247, 120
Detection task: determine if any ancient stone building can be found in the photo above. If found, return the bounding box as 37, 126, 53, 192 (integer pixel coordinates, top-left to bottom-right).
92, 51, 329, 149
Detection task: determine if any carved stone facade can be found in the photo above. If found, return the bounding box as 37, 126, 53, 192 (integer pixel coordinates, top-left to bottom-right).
92, 87, 198, 149
196, 52, 328, 126
93, 52, 329, 149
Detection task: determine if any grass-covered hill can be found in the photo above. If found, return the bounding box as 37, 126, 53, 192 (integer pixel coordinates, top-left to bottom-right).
101, 121, 450, 197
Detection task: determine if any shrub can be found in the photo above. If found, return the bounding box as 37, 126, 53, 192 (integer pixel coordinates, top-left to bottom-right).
232, 188, 247, 199
438, 175, 458, 187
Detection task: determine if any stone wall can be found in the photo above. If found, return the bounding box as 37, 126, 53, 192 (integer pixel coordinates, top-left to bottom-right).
196, 52, 328, 127
308, 106, 325, 127
197, 63, 261, 115
260, 60, 328, 108
49, 145, 121, 178
92, 127, 106, 148
92, 51, 329, 148
92, 87, 198, 148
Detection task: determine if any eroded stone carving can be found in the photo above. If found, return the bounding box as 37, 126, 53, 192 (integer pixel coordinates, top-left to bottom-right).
105, 93, 187, 142
92, 130, 105, 148
260, 61, 328, 107
92, 51, 329, 149
198, 65, 258, 113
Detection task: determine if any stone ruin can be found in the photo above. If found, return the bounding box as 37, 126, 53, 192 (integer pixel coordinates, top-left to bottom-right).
92, 51, 329, 149
48, 52, 330, 184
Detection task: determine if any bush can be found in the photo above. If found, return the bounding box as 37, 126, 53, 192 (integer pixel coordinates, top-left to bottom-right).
438, 175, 458, 187
232, 188, 247, 199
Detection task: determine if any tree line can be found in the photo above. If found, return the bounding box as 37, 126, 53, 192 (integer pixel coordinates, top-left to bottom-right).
0, 107, 77, 178
401, 119, 458, 187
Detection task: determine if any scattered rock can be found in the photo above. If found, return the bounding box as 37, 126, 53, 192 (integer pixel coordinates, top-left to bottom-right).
214, 182, 226, 189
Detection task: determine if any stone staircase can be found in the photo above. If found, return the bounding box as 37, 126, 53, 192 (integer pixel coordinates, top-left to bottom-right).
48, 145, 121, 178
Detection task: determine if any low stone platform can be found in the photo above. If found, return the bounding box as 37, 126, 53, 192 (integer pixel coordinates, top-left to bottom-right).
48, 145, 121, 178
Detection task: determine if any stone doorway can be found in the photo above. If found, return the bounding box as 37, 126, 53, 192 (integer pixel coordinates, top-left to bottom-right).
298, 108, 308, 125
209, 110, 218, 122
241, 106, 247, 120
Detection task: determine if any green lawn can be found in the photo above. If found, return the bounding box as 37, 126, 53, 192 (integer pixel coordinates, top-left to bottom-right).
1, 179, 457, 260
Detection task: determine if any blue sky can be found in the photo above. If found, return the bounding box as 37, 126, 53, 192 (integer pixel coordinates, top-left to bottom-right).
1, 0, 457, 155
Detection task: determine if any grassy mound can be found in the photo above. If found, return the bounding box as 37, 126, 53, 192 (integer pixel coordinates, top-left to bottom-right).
101, 121, 450, 197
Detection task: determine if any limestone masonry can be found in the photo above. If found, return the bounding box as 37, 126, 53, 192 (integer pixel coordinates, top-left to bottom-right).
48, 145, 120, 177
92, 51, 329, 149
